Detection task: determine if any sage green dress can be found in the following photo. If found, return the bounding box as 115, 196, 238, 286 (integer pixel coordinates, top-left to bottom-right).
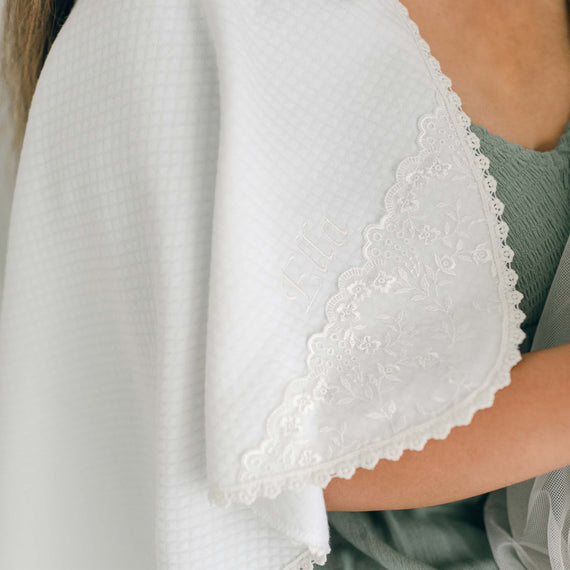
324, 119, 570, 570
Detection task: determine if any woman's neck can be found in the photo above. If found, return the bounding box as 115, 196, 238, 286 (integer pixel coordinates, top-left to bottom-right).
398, 0, 570, 152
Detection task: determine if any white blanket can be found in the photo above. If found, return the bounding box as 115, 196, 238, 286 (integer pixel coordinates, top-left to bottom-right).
0, 0, 568, 568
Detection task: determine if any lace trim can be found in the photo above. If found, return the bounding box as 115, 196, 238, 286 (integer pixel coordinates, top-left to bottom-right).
209, 0, 526, 518
284, 549, 328, 570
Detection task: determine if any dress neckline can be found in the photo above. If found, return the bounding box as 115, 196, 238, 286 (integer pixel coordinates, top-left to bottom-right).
469, 120, 570, 159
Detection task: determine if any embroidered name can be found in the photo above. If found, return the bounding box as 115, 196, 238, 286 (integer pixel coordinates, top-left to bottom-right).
281, 217, 348, 312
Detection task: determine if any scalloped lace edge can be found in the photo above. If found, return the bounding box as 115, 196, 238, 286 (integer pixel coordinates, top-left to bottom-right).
209, 3, 526, 565
284, 548, 327, 570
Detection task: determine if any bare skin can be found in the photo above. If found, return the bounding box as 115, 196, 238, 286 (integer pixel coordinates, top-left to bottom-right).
324, 343, 570, 511
324, 0, 570, 511
401, 0, 570, 152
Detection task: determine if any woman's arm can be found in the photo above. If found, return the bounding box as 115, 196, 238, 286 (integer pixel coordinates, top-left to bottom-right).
324, 342, 570, 511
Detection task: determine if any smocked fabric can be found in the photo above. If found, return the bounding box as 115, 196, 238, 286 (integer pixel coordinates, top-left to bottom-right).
473, 121, 570, 353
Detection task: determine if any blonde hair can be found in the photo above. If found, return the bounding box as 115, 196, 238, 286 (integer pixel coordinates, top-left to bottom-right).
1, 0, 75, 154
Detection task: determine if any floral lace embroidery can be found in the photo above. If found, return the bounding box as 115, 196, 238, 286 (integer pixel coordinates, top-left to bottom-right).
209, 0, 526, 510
233, 103, 522, 485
